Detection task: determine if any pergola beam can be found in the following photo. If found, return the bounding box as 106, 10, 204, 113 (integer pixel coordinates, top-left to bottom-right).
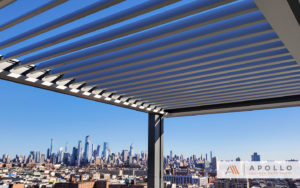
120, 60, 297, 98
4, 0, 233, 66
39, 8, 261, 78
89, 45, 286, 91
143, 70, 300, 104
162, 83, 300, 109
0, 0, 15, 9
0, 0, 68, 31
166, 94, 300, 117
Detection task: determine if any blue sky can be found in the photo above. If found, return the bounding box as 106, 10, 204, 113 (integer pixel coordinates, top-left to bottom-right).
1, 79, 300, 161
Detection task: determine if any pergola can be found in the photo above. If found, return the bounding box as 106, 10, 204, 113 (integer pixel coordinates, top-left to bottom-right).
1, 0, 300, 187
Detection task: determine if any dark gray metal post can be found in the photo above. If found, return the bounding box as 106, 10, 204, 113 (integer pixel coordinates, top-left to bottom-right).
148, 113, 164, 188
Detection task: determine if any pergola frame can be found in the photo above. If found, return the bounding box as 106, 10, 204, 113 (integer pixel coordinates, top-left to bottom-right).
1, 1, 300, 188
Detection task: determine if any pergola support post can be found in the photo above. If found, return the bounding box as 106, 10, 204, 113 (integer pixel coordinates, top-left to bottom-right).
148, 113, 164, 188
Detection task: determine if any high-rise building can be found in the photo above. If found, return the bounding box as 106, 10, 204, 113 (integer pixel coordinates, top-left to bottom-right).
29, 151, 36, 162
102, 142, 109, 159
36, 151, 41, 163
251, 152, 260, 161
211, 157, 217, 171
50, 138, 54, 155
77, 140, 83, 166
84, 135, 91, 164
129, 144, 134, 157
122, 150, 129, 162
91, 144, 94, 161
141, 151, 145, 160
96, 145, 101, 157
47, 148, 50, 159
71, 147, 78, 166
58, 147, 64, 163
170, 150, 173, 159
210, 151, 212, 162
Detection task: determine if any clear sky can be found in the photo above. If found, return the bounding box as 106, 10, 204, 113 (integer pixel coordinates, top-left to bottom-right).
1, 79, 300, 161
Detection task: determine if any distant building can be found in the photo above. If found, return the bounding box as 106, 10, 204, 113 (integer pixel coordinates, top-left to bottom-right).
50, 138, 54, 155
84, 135, 91, 164
211, 157, 217, 171
251, 152, 260, 161
236, 157, 241, 161
122, 150, 129, 162
71, 146, 78, 166
129, 144, 134, 157
164, 174, 208, 186
102, 142, 109, 159
96, 145, 101, 158
77, 141, 83, 166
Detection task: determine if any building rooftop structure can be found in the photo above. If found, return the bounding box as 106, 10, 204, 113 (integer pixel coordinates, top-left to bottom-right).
1, 0, 300, 187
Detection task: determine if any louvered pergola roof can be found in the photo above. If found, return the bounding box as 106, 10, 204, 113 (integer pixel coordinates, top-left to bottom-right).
1, 0, 300, 117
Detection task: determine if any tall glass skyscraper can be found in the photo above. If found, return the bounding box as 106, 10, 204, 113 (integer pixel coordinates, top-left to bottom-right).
71, 146, 77, 166
77, 140, 82, 166
91, 144, 94, 160
102, 142, 109, 159
84, 135, 90, 164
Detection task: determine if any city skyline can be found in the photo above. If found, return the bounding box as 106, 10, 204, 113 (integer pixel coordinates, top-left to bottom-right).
1, 79, 300, 161
1, 135, 219, 170
1, 136, 217, 160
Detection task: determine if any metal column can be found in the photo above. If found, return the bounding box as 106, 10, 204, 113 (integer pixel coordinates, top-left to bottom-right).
148, 113, 164, 188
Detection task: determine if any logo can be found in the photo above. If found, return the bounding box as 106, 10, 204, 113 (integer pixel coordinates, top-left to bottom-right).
225, 165, 240, 175
217, 161, 300, 179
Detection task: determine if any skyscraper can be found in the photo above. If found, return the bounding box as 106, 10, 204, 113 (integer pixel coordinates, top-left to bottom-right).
129, 144, 134, 157
77, 140, 82, 166
84, 135, 90, 164
170, 150, 173, 159
141, 151, 145, 160
47, 148, 50, 159
50, 138, 54, 155
122, 150, 129, 162
102, 142, 109, 159
58, 147, 64, 163
211, 157, 217, 171
71, 147, 78, 166
91, 144, 94, 161
210, 151, 212, 162
36, 151, 41, 163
